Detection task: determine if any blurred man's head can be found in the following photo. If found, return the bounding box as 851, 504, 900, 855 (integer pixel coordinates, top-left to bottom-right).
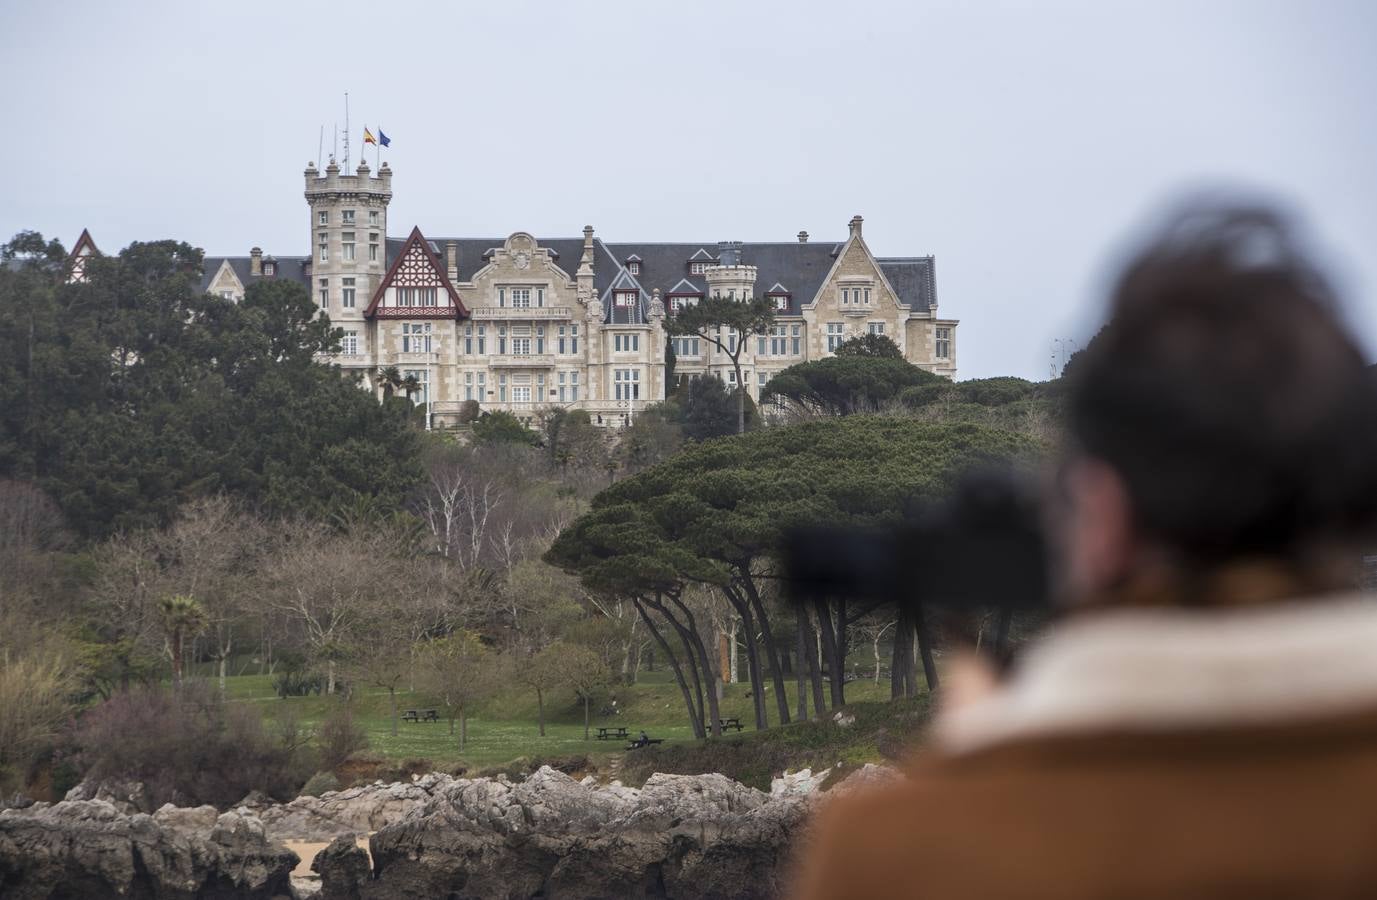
1058, 203, 1377, 607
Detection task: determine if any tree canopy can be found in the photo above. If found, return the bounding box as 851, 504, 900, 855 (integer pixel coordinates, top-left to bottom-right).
833, 333, 904, 359
762, 355, 945, 416
0, 232, 423, 538
665, 294, 775, 434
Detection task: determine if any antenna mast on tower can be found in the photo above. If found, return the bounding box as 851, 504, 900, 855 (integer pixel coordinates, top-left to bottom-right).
342, 93, 351, 169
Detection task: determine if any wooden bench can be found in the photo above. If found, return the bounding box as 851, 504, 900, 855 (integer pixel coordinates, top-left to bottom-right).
707, 717, 744, 732
626, 736, 664, 750
596, 726, 630, 741
401, 709, 439, 723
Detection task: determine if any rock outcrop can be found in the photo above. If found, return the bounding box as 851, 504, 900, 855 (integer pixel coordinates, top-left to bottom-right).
250, 772, 456, 842
316, 765, 897, 899
0, 799, 297, 899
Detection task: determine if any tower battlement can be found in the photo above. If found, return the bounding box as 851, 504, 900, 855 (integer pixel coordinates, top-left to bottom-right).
303, 160, 393, 201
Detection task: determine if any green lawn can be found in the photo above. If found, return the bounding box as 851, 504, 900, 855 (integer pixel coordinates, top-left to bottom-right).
220, 667, 908, 771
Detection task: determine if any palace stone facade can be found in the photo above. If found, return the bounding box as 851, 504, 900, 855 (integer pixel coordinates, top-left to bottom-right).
195, 161, 958, 427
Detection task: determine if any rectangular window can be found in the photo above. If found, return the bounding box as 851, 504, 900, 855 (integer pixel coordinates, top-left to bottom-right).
792, 324, 802, 355
827, 322, 844, 352
341, 330, 358, 355
477, 372, 486, 396
841, 288, 849, 305
342, 277, 356, 308
342, 232, 355, 261
757, 335, 767, 355
690, 262, 707, 275
369, 234, 379, 262
464, 325, 473, 355
672, 336, 700, 357
478, 325, 486, 354
512, 337, 531, 356
864, 288, 872, 305
570, 371, 579, 402
318, 211, 328, 226
771, 324, 787, 355
536, 288, 545, 308
614, 369, 640, 401
498, 373, 507, 402
537, 373, 546, 398
220, 290, 235, 300
570, 325, 579, 354
402, 322, 432, 354
368, 210, 379, 225
758, 372, 768, 390
497, 326, 507, 355
615, 291, 637, 308
536, 326, 545, 354
318, 278, 329, 310
869, 322, 885, 336
614, 334, 641, 353
558, 371, 567, 403
511, 288, 531, 308
628, 262, 640, 275
318, 232, 329, 262
727, 329, 738, 353
772, 295, 790, 311
512, 386, 532, 403
342, 209, 355, 224
558, 326, 566, 354
465, 371, 474, 401
935, 327, 952, 359
498, 288, 506, 307
396, 287, 438, 307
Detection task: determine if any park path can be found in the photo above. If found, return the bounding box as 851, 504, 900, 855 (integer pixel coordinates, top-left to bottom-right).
604, 752, 625, 783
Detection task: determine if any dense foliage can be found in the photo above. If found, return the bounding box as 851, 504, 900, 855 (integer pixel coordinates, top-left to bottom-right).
762, 355, 945, 415
0, 233, 423, 538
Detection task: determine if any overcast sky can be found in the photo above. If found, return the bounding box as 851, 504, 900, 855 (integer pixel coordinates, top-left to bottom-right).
2, 0, 1373, 379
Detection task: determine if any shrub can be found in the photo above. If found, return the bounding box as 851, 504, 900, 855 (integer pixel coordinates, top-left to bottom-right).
0, 655, 74, 794
273, 670, 324, 698
300, 771, 340, 797
316, 703, 368, 771
71, 683, 312, 807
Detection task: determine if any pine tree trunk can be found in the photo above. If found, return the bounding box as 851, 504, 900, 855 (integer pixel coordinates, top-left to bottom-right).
460, 708, 468, 750
794, 614, 810, 721
583, 695, 590, 740
634, 599, 705, 739
389, 687, 399, 737
537, 689, 546, 737
916, 604, 940, 692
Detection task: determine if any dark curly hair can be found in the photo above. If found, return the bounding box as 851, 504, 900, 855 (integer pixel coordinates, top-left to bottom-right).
1067, 202, 1377, 573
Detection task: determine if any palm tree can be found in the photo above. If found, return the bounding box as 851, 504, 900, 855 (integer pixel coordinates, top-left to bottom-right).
158, 594, 207, 686
375, 366, 404, 400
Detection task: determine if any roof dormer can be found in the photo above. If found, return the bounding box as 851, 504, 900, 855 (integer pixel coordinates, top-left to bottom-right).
688, 247, 716, 275
624, 254, 641, 276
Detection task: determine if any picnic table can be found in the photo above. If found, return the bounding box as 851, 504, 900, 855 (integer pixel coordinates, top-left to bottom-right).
596, 726, 630, 741
706, 717, 744, 732
402, 708, 439, 723
626, 734, 664, 750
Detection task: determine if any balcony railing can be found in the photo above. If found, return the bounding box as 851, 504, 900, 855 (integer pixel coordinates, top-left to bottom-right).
488, 354, 554, 368
469, 306, 573, 320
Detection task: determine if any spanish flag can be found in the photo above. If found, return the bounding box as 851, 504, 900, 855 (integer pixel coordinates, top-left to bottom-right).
363, 127, 377, 146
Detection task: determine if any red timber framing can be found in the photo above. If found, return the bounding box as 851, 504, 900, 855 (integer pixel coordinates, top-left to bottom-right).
364, 226, 469, 320
65, 228, 100, 282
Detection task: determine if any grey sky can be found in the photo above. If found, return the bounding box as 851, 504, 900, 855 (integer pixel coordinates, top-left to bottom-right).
3, 0, 1374, 379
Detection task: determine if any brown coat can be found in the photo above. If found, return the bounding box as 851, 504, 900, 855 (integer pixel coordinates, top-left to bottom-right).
795, 600, 1377, 899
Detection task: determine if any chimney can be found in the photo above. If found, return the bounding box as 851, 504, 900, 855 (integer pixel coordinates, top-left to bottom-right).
797, 231, 809, 243
848, 216, 864, 239
250, 247, 262, 277
717, 240, 742, 266
446, 241, 458, 282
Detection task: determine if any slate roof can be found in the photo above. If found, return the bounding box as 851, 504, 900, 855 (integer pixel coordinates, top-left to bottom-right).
876, 256, 937, 312
198, 255, 311, 295
603, 241, 850, 316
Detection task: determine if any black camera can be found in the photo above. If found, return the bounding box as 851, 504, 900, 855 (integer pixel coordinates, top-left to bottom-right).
781, 469, 1051, 614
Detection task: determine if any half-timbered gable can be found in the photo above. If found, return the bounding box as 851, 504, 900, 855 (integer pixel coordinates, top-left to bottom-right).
365, 226, 467, 320
66, 228, 99, 283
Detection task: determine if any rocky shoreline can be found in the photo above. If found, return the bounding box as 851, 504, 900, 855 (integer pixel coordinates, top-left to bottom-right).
0, 764, 897, 899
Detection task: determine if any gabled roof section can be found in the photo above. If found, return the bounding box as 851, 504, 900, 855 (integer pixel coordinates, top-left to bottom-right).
877, 256, 938, 313
197, 254, 311, 294
604, 268, 648, 325
365, 226, 469, 319
67, 228, 99, 260
765, 282, 791, 294
624, 253, 642, 262
665, 277, 704, 296
688, 248, 716, 262
65, 229, 100, 282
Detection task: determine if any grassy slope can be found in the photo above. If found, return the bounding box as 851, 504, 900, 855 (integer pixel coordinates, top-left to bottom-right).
223, 667, 925, 777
